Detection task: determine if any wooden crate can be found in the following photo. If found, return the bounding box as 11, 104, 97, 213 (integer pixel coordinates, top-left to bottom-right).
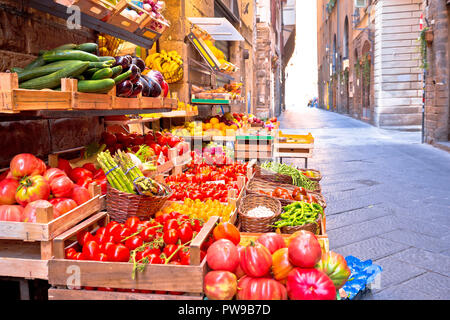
107, 0, 147, 33
48, 212, 220, 298
0, 184, 102, 280
48, 288, 203, 300
61, 78, 114, 110
0, 73, 71, 113
235, 130, 274, 161
140, 97, 163, 109
56, 0, 113, 20
163, 98, 178, 110
273, 131, 314, 160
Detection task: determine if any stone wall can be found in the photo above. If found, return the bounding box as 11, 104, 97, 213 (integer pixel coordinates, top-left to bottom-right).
254, 22, 273, 118
424, 0, 450, 143
0, 0, 101, 167
373, 0, 423, 130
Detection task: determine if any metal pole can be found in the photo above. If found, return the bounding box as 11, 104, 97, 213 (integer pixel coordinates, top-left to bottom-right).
422, 69, 426, 144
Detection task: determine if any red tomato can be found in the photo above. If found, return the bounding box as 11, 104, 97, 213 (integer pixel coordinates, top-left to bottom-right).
92, 178, 107, 195
0, 178, 20, 205
95, 253, 109, 261
49, 176, 74, 198
65, 248, 77, 259
69, 168, 93, 184
256, 232, 286, 254
43, 168, 66, 184
178, 247, 190, 265
9, 153, 45, 179
288, 231, 322, 268
99, 241, 116, 254
146, 253, 163, 264
163, 244, 179, 262
15, 175, 50, 206
286, 268, 336, 300
240, 242, 272, 277
70, 185, 91, 206
163, 218, 179, 232
106, 244, 130, 262
315, 251, 351, 290
124, 216, 141, 233
236, 276, 287, 300
206, 239, 239, 272
77, 176, 93, 189
163, 229, 179, 245
57, 158, 73, 177
49, 198, 77, 218
94, 232, 115, 245
21, 200, 52, 223
73, 252, 87, 260
150, 144, 162, 156
93, 169, 105, 180
82, 163, 96, 173
178, 224, 193, 244
82, 240, 101, 260
125, 235, 144, 250
77, 230, 95, 247
141, 227, 157, 242
204, 270, 237, 300
113, 227, 132, 243
0, 205, 23, 222
105, 221, 123, 238
213, 222, 240, 245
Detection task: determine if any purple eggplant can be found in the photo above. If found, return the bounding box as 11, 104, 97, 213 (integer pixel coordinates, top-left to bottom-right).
148, 77, 162, 97
129, 81, 143, 98
131, 56, 146, 73
128, 64, 141, 84
116, 80, 133, 97
114, 56, 130, 70
139, 77, 151, 97
147, 70, 164, 87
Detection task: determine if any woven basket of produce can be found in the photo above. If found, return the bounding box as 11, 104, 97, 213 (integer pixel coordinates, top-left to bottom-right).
274, 202, 324, 235
238, 194, 282, 233
254, 165, 293, 184
299, 168, 322, 182
259, 162, 321, 191
106, 182, 172, 223
246, 178, 327, 209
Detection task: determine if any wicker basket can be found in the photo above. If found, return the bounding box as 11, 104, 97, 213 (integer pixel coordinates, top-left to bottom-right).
299, 168, 322, 182
279, 214, 322, 235
238, 194, 281, 233
254, 166, 321, 191
246, 178, 327, 209
106, 182, 172, 223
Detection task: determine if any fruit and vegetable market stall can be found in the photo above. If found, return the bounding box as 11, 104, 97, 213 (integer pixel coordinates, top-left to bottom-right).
0, 0, 381, 301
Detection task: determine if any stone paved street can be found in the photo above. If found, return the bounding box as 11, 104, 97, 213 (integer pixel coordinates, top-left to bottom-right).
278, 106, 450, 300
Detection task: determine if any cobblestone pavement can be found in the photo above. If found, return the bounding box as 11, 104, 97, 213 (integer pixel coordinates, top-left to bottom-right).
278, 106, 450, 300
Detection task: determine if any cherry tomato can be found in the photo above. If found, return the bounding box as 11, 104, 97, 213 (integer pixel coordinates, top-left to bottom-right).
163, 219, 179, 232
125, 216, 141, 233
113, 227, 132, 243
142, 227, 157, 242
146, 253, 163, 264
124, 235, 144, 251
94, 233, 115, 245
163, 244, 179, 261
105, 222, 123, 238
82, 240, 101, 260
163, 229, 179, 245
99, 241, 116, 254
95, 253, 109, 261
73, 252, 87, 260
77, 230, 95, 247
179, 248, 190, 265
178, 225, 194, 244
65, 247, 77, 259
107, 244, 130, 262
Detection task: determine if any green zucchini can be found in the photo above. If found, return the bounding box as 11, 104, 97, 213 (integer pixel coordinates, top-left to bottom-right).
54, 44, 78, 51
99, 56, 115, 62
76, 43, 98, 53
111, 65, 123, 77
113, 70, 132, 84
17, 60, 80, 83
23, 56, 45, 71
77, 78, 115, 93
92, 68, 113, 80
83, 68, 100, 79
88, 61, 114, 68
19, 61, 90, 90
43, 50, 100, 63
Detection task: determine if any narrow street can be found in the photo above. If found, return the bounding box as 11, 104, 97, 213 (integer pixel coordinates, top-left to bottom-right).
278, 107, 450, 300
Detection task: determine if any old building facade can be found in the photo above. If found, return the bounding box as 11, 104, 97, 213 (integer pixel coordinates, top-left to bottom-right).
422, 0, 450, 145
317, 0, 425, 131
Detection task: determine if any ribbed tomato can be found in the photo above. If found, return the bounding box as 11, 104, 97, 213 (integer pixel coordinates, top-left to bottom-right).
234, 245, 245, 279
213, 222, 240, 245
0, 205, 23, 222
9, 153, 45, 179
49, 175, 74, 198
286, 268, 336, 300
43, 168, 66, 184
15, 175, 50, 206
256, 232, 286, 254
0, 178, 19, 205
272, 248, 294, 284
206, 239, 239, 272
315, 251, 351, 290
204, 271, 237, 300
288, 230, 322, 268
49, 198, 77, 218
240, 242, 272, 277
236, 276, 287, 300
70, 185, 91, 206
22, 200, 52, 222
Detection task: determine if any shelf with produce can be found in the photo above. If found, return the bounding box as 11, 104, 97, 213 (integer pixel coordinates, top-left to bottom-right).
160, 110, 199, 118
28, 0, 165, 49
191, 98, 231, 105
47, 212, 220, 299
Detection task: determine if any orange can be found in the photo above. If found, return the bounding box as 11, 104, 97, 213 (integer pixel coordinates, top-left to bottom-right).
210, 117, 219, 125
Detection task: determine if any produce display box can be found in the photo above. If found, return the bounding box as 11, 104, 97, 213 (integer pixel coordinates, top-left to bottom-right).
235, 130, 274, 161
0, 184, 102, 280
55, 0, 113, 20
273, 131, 314, 160
47, 212, 221, 300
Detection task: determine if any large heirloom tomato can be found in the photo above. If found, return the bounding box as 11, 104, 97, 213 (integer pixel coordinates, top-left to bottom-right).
315, 251, 351, 290
22, 200, 52, 222
49, 176, 74, 198
240, 242, 272, 277
0, 178, 20, 205
286, 268, 336, 300
49, 198, 77, 217
213, 222, 240, 245
204, 271, 237, 300
206, 239, 239, 272
256, 232, 286, 254
70, 185, 91, 206
15, 175, 50, 206
43, 168, 66, 184
271, 248, 294, 284
10, 154, 45, 179
0, 205, 23, 222
288, 230, 322, 268
237, 276, 287, 300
